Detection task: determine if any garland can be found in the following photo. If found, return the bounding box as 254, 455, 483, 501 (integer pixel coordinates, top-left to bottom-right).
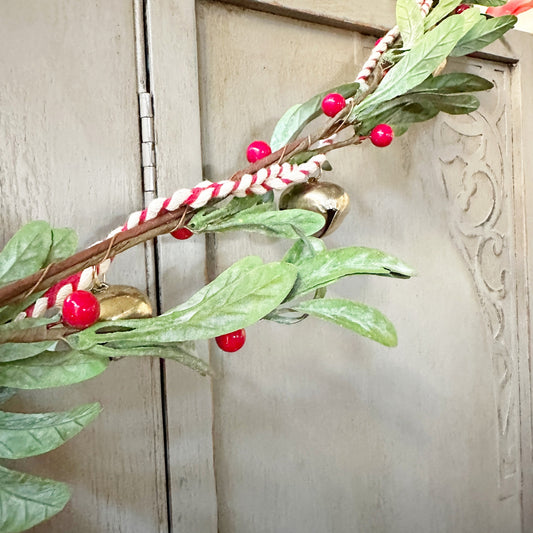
0, 0, 530, 530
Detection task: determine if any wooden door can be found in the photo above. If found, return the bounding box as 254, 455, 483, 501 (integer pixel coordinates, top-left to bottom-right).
0, 2, 167, 532
150, 1, 533, 532
1, 1, 533, 532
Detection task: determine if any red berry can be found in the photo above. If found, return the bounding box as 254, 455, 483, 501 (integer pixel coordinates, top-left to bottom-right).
215, 329, 246, 352
454, 3, 471, 13
321, 93, 346, 117
62, 290, 100, 329
171, 227, 194, 240
246, 141, 272, 163
375, 37, 383, 47
370, 124, 394, 147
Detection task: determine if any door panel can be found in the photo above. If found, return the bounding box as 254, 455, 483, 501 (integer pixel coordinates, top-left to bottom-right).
0, 2, 167, 532
160, 1, 532, 531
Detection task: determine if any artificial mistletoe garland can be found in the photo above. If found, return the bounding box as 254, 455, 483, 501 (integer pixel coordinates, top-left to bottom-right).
0, 0, 530, 530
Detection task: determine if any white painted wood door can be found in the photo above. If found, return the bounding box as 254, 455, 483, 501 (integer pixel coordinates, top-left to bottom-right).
1, 1, 533, 532
151, 2, 533, 532
0, 2, 167, 532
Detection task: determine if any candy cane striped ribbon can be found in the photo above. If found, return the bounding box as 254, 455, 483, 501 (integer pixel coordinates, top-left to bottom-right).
354, 0, 433, 88
21, 154, 327, 318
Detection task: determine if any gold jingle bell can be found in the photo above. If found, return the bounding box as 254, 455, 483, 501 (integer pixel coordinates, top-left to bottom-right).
94, 285, 153, 321
279, 180, 350, 237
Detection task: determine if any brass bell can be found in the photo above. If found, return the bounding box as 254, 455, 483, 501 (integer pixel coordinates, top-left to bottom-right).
94, 285, 153, 321
279, 180, 350, 237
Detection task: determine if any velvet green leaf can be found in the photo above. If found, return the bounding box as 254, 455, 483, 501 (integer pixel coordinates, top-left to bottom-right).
451, 15, 517, 56
75, 261, 298, 349
0, 402, 101, 459
87, 342, 210, 376
0, 341, 58, 364
424, 0, 462, 28
188, 193, 273, 232
351, 15, 466, 118
0, 465, 70, 533
283, 236, 327, 265
0, 350, 109, 389
286, 247, 415, 300
355, 92, 480, 134
169, 256, 263, 313
263, 308, 308, 325
473, 0, 506, 5
293, 298, 398, 347
45, 227, 78, 265
397, 0, 425, 47
0, 221, 52, 288
408, 72, 494, 94
193, 204, 325, 239
270, 82, 359, 150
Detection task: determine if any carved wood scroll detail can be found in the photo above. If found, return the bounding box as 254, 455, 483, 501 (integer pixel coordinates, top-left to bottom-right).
433, 63, 520, 500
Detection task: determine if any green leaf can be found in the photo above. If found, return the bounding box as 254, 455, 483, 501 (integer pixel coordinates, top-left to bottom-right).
293, 298, 398, 347
355, 92, 480, 135
76, 261, 299, 349
451, 15, 516, 56
0, 403, 101, 459
0, 350, 109, 389
408, 72, 494, 94
391, 124, 411, 137
0, 221, 53, 288
424, 0, 462, 29
473, 0, 506, 6
0, 464, 70, 533
286, 247, 415, 300
194, 204, 325, 239
356, 97, 439, 134
354, 72, 492, 135
0, 317, 57, 339
283, 236, 327, 265
170, 255, 264, 313
397, 0, 425, 48
263, 308, 308, 325
45, 227, 78, 265
351, 15, 467, 118
0, 387, 16, 405
270, 82, 359, 151
0, 341, 58, 364
188, 193, 272, 232
0, 317, 59, 363
87, 342, 210, 376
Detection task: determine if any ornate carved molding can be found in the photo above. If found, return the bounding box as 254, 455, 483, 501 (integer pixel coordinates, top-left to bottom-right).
434, 64, 520, 500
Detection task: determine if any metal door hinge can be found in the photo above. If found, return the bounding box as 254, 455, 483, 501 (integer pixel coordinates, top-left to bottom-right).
139, 91, 156, 193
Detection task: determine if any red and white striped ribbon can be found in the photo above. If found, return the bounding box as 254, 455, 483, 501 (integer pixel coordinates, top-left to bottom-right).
21, 154, 327, 318
354, 0, 433, 89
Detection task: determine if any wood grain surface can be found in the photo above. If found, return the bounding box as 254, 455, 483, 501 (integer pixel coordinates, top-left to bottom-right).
192, 2, 532, 532
0, 2, 167, 532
